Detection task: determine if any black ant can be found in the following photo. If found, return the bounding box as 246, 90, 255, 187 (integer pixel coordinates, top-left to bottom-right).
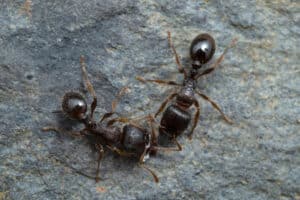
42, 56, 179, 183
137, 32, 237, 148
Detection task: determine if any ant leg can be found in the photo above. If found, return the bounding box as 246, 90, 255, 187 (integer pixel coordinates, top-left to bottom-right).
188, 99, 200, 140
128, 114, 156, 129
155, 92, 177, 118
167, 31, 187, 77
196, 91, 233, 124
80, 55, 97, 119
159, 127, 183, 150
41, 126, 86, 138
147, 114, 159, 146
106, 116, 131, 127
69, 166, 104, 182
136, 76, 181, 86
99, 112, 114, 123
48, 153, 105, 181
95, 143, 104, 182
99, 87, 129, 123
106, 114, 150, 128
138, 163, 159, 183
75, 171, 104, 182
111, 87, 128, 113
153, 137, 182, 152
106, 145, 135, 157
172, 137, 182, 151
52, 110, 63, 114
195, 38, 238, 79
138, 149, 159, 183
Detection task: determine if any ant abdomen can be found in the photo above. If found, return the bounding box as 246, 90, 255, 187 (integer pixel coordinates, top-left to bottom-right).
190, 33, 216, 67
159, 105, 191, 137
62, 92, 87, 120
122, 125, 148, 154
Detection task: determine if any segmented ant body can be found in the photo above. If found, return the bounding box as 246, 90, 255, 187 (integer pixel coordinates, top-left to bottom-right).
43, 56, 179, 182
137, 32, 237, 148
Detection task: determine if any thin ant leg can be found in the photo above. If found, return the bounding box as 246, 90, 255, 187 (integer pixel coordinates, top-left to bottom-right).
52, 110, 63, 114
135, 31, 186, 86
73, 168, 105, 182
106, 145, 135, 157
80, 55, 97, 119
138, 163, 159, 183
159, 127, 183, 151
129, 114, 156, 126
138, 149, 159, 183
95, 143, 104, 182
136, 76, 181, 86
188, 100, 200, 140
196, 90, 233, 124
99, 112, 114, 123
153, 138, 182, 152
106, 116, 131, 127
106, 114, 150, 128
155, 92, 177, 118
42, 126, 86, 138
195, 38, 238, 79
48, 152, 105, 181
147, 114, 159, 146
167, 31, 187, 77
99, 87, 129, 123
123, 120, 145, 131
111, 87, 128, 113
172, 137, 182, 151
132, 114, 153, 121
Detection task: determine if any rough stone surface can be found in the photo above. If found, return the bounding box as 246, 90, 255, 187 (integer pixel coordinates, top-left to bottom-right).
0, 0, 299, 199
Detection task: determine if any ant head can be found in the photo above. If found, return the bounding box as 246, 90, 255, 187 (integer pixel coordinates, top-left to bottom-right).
62, 92, 87, 120
190, 33, 215, 69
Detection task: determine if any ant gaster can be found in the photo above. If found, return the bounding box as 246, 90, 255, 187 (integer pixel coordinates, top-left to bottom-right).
137, 32, 237, 148
42, 56, 179, 183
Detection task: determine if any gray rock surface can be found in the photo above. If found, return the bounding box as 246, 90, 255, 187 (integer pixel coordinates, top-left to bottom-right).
0, 0, 299, 199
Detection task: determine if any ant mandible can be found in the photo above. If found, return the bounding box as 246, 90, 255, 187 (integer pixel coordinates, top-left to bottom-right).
42, 56, 179, 183
137, 32, 237, 148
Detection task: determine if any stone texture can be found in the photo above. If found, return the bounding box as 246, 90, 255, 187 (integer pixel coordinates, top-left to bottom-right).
0, 0, 299, 199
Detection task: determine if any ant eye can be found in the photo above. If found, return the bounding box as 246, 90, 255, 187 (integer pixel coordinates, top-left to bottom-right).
190, 33, 215, 65
62, 92, 87, 120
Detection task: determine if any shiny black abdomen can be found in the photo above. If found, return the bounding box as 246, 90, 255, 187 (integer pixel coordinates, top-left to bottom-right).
160, 105, 191, 137
122, 125, 146, 153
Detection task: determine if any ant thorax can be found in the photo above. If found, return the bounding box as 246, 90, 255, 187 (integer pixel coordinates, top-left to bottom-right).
176, 83, 195, 109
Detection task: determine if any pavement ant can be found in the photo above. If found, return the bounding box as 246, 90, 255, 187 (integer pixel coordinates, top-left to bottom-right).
137, 32, 237, 148
42, 56, 179, 183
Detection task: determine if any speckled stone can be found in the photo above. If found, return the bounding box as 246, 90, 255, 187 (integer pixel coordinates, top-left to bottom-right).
0, 0, 299, 199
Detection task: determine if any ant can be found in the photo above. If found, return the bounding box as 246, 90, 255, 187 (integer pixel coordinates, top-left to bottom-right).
137, 32, 237, 148
42, 56, 179, 183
